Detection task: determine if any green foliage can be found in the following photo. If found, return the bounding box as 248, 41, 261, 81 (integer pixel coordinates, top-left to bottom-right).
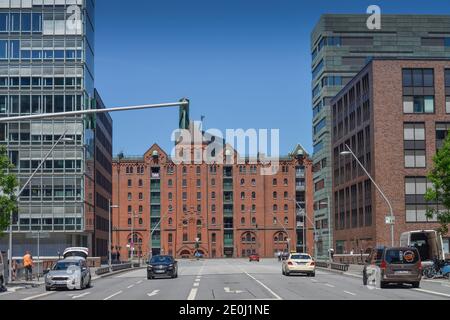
0, 146, 18, 236
425, 134, 450, 235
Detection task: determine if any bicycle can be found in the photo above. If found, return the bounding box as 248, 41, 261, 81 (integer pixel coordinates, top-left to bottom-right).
423, 259, 450, 279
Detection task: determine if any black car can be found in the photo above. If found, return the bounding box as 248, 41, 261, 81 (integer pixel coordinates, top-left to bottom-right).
147, 255, 178, 280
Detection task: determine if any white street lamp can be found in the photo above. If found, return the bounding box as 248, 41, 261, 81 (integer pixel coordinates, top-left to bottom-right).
108, 200, 119, 271
340, 144, 395, 247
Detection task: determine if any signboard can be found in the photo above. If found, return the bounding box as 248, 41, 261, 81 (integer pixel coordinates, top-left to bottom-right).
26, 232, 50, 239
385, 216, 396, 225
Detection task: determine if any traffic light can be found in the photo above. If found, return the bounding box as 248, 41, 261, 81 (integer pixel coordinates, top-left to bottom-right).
179, 98, 190, 130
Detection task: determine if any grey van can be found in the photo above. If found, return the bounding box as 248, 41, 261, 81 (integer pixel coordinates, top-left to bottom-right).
363, 247, 422, 289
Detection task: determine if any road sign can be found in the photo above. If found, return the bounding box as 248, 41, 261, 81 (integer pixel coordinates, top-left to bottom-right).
26, 232, 50, 239
385, 216, 396, 225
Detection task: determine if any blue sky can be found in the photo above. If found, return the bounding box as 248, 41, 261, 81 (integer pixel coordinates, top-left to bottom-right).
95, 0, 449, 157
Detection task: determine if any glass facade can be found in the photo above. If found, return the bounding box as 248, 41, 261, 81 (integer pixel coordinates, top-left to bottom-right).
0, 0, 98, 257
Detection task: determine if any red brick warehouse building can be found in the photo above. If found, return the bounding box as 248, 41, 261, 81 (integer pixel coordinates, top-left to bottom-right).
332, 58, 450, 254
112, 131, 314, 260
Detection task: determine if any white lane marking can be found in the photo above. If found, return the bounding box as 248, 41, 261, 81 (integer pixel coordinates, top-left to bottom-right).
0, 291, 12, 297
241, 270, 282, 300
195, 279, 201, 282
325, 284, 335, 288
136, 280, 143, 285
187, 288, 198, 301
147, 290, 160, 297
193, 282, 200, 287
224, 287, 244, 294
72, 292, 91, 299
127, 285, 134, 289
413, 288, 450, 298
22, 292, 55, 301
103, 290, 123, 301
311, 279, 318, 283
344, 291, 356, 296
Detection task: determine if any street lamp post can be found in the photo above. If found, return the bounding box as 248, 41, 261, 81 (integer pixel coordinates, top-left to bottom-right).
341, 144, 395, 247
108, 200, 119, 271
8, 130, 72, 283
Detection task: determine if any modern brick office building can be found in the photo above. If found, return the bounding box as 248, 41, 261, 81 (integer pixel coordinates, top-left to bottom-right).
331, 58, 450, 255
311, 14, 450, 258
112, 141, 314, 260
0, 0, 113, 259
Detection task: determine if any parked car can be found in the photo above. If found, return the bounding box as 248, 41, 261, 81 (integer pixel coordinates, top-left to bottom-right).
147, 255, 178, 280
44, 256, 91, 291
363, 247, 422, 289
249, 254, 260, 262
282, 253, 316, 277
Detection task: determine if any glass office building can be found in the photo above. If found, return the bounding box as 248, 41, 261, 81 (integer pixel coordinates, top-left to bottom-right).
0, 0, 111, 258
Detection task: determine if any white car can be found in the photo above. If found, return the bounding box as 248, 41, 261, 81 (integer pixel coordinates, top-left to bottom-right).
44, 248, 91, 291
282, 253, 316, 277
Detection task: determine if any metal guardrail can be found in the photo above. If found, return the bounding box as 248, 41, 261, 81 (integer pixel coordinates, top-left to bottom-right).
331, 263, 350, 272
315, 261, 330, 268
95, 267, 111, 276
95, 263, 142, 276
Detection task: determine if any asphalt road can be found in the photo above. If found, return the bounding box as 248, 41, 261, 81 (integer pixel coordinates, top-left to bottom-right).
1, 259, 450, 300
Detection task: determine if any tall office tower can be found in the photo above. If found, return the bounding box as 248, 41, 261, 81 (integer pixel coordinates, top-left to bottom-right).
0, 0, 111, 259
311, 14, 450, 258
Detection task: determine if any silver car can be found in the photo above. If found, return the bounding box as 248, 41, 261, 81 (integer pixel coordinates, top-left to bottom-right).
44, 257, 91, 291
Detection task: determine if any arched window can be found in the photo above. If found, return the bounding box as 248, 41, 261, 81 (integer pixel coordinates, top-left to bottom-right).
197, 219, 202, 226
168, 192, 173, 201
273, 178, 277, 186
284, 191, 288, 199
241, 217, 245, 225
240, 179, 245, 186
139, 179, 143, 187
251, 179, 256, 186
168, 179, 173, 187
241, 204, 245, 212
211, 192, 216, 199
284, 204, 289, 212
252, 217, 256, 225
284, 217, 289, 224
273, 204, 278, 212
212, 205, 216, 212
212, 233, 217, 243
241, 192, 245, 199
168, 218, 173, 225
212, 217, 216, 225
168, 233, 173, 243
252, 192, 256, 199
273, 192, 277, 199
168, 205, 173, 212
196, 166, 201, 175
284, 178, 288, 186
182, 166, 187, 175
273, 217, 277, 225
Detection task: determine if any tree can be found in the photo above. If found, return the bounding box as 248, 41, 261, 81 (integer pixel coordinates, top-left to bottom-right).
425, 134, 450, 235
0, 146, 18, 236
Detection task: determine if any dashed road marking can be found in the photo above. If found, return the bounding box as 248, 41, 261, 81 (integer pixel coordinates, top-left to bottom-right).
72, 292, 91, 299
136, 280, 143, 285
104, 291, 123, 301
187, 288, 198, 300
22, 292, 55, 301
325, 284, 335, 288
344, 291, 356, 296
193, 282, 200, 287
147, 290, 160, 297
127, 285, 134, 289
